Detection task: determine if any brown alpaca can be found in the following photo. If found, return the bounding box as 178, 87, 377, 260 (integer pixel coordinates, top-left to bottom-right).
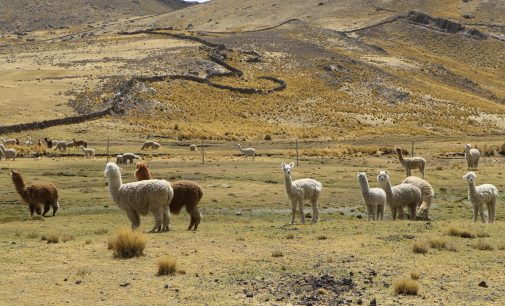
43, 137, 53, 149
73, 138, 87, 148
135, 163, 203, 230
10, 170, 59, 217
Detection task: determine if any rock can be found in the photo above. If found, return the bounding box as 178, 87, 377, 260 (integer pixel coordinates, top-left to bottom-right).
164, 284, 169, 289
370, 298, 377, 306
245, 292, 254, 298
478, 281, 488, 288
75, 280, 82, 285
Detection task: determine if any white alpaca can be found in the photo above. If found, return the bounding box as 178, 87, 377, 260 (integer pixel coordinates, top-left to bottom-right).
395, 147, 426, 178
189, 144, 198, 152
0, 137, 17, 146
0, 144, 16, 161
237, 143, 256, 160
402, 176, 434, 221
463, 172, 497, 223
104, 162, 174, 232
53, 141, 68, 152
464, 144, 481, 170
281, 162, 322, 224
80, 145, 95, 158
25, 136, 35, 146
116, 154, 123, 164
141, 141, 160, 150
357, 172, 386, 221
377, 170, 422, 221
121, 153, 141, 164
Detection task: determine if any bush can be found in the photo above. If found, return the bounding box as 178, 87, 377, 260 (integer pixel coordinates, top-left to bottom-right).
41, 232, 60, 244
272, 250, 284, 257
471, 240, 494, 251
108, 228, 146, 259
428, 238, 447, 250
410, 270, 420, 280
412, 241, 429, 254
394, 278, 419, 295
157, 256, 177, 276
447, 226, 475, 238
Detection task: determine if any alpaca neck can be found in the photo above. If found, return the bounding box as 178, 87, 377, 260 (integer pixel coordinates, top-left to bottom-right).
11, 175, 26, 196
397, 150, 405, 162
467, 181, 477, 197
284, 173, 295, 195
358, 177, 370, 194
382, 180, 394, 199
238, 146, 244, 153
107, 173, 123, 198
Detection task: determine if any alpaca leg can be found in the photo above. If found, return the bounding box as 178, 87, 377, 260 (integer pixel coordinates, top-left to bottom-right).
290, 200, 297, 225
490, 199, 496, 223
391, 207, 397, 221
188, 215, 195, 231
150, 209, 164, 233
372, 205, 378, 221
475, 160, 479, 170
192, 209, 202, 231
409, 204, 417, 221
35, 205, 42, 216
486, 202, 492, 224
478, 205, 486, 223
162, 207, 171, 232
472, 205, 478, 222
42, 203, 51, 216
378, 204, 384, 221
311, 200, 319, 224
253, 153, 255, 161
420, 165, 425, 178
51, 202, 59, 216
366, 205, 372, 221
298, 200, 305, 223
29, 204, 35, 217
127, 210, 141, 230
398, 207, 405, 220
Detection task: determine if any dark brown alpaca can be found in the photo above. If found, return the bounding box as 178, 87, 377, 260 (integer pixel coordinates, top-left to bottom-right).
73, 138, 87, 148
135, 163, 203, 230
10, 170, 59, 217
43, 138, 53, 149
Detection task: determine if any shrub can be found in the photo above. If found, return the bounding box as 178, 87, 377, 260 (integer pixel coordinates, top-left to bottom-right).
412, 241, 429, 254
108, 228, 146, 259
272, 250, 284, 257
157, 256, 177, 276
410, 270, 420, 280
394, 278, 419, 295
41, 232, 60, 244
447, 226, 475, 238
471, 240, 494, 251
428, 238, 447, 250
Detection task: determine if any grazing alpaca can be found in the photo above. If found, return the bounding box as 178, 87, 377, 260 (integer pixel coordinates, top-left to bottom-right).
377, 170, 422, 221
395, 147, 426, 178
10, 170, 59, 217
464, 144, 481, 171
463, 172, 497, 223
189, 144, 198, 152
0, 144, 16, 160
402, 176, 434, 221
237, 143, 256, 160
357, 172, 386, 221
104, 162, 173, 232
53, 141, 67, 152
0, 137, 17, 146
135, 163, 204, 230
80, 145, 95, 158
141, 141, 160, 150
282, 162, 322, 224
121, 153, 141, 164
73, 138, 87, 148
116, 154, 124, 164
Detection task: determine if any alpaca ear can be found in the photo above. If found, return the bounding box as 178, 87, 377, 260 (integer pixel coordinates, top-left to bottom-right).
281, 162, 285, 168
289, 162, 294, 168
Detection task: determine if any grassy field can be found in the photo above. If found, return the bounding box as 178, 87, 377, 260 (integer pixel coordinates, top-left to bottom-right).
1, 140, 505, 304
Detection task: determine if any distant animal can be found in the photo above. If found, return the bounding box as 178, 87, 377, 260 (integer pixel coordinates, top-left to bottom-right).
141, 141, 160, 150
121, 153, 141, 164
464, 144, 481, 171
73, 138, 87, 148
189, 144, 198, 152
0, 137, 17, 146
80, 145, 95, 158
43, 138, 54, 149
25, 136, 35, 146
10, 170, 59, 217
402, 176, 434, 221
135, 162, 204, 230
53, 141, 67, 152
104, 162, 173, 232
377, 170, 422, 221
0, 144, 16, 160
463, 172, 497, 223
236, 143, 256, 160
116, 154, 123, 164
281, 162, 322, 224
395, 147, 426, 178
357, 172, 386, 221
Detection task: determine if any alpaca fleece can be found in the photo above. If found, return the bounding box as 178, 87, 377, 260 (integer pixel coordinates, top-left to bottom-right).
135, 162, 152, 181
395, 147, 426, 178
121, 153, 140, 164
464, 144, 481, 170
357, 172, 386, 221
463, 172, 497, 223
377, 171, 422, 221
104, 162, 173, 232
141, 141, 160, 150
402, 176, 434, 221
11, 171, 59, 217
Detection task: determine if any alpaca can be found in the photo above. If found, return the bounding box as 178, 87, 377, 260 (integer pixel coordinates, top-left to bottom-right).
282, 162, 322, 224
237, 143, 256, 160
464, 144, 481, 170
141, 141, 160, 150
43, 137, 54, 149
0, 137, 17, 146
104, 162, 173, 232
121, 153, 141, 164
377, 170, 422, 221
25, 136, 35, 146
116, 154, 124, 164
80, 145, 95, 158
10, 170, 59, 217
357, 172, 386, 221
73, 138, 87, 148
53, 141, 67, 152
189, 144, 198, 152
0, 144, 16, 161
395, 147, 426, 178
135, 163, 204, 230
402, 176, 434, 221
463, 172, 497, 223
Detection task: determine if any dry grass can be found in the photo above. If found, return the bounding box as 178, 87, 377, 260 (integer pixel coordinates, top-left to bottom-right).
41, 232, 59, 244
26, 232, 39, 239
471, 240, 494, 251
271, 250, 284, 258
286, 233, 295, 239
156, 256, 177, 276
61, 234, 75, 243
410, 270, 420, 280
412, 241, 429, 254
394, 278, 420, 295
447, 226, 475, 239
108, 228, 146, 259
94, 228, 108, 235
317, 235, 327, 240
428, 238, 447, 250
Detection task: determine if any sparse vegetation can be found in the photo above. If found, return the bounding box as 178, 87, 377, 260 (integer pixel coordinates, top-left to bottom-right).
108, 228, 146, 259
447, 226, 475, 239
471, 240, 494, 251
428, 238, 447, 250
286, 233, 295, 239
410, 270, 420, 280
394, 278, 420, 295
157, 256, 178, 276
272, 250, 284, 258
94, 228, 108, 235
412, 241, 429, 254
41, 232, 60, 244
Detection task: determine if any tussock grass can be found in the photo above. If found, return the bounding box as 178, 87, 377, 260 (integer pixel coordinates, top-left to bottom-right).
157, 256, 177, 276
41, 232, 59, 244
410, 270, 420, 280
394, 278, 420, 295
272, 250, 284, 258
286, 233, 295, 239
471, 240, 494, 251
108, 228, 146, 259
428, 238, 447, 250
94, 228, 108, 235
61, 234, 75, 243
412, 241, 429, 254
317, 235, 327, 240
447, 226, 475, 238
26, 232, 39, 239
